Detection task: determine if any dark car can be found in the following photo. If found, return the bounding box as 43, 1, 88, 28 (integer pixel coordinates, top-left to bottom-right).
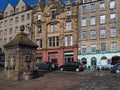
59, 62, 84, 72
111, 63, 120, 73
36, 61, 57, 70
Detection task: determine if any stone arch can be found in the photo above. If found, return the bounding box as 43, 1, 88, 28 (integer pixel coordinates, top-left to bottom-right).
111, 56, 120, 65
101, 56, 107, 60
81, 57, 87, 65
101, 56, 107, 65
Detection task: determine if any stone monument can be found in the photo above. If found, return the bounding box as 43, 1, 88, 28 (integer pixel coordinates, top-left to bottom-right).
3, 25, 38, 80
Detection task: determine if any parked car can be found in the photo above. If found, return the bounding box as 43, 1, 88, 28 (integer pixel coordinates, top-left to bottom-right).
110, 63, 120, 73
36, 61, 57, 70
97, 64, 114, 71
59, 62, 84, 72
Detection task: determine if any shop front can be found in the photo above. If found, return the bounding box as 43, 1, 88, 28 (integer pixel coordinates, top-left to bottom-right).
78, 51, 120, 71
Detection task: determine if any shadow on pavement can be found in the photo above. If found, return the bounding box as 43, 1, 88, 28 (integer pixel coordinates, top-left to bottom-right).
33, 70, 55, 79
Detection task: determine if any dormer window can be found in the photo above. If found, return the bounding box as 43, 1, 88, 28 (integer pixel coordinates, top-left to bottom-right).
21, 6, 25, 11
66, 8, 71, 16
51, 11, 56, 19
16, 8, 19, 13
10, 10, 13, 15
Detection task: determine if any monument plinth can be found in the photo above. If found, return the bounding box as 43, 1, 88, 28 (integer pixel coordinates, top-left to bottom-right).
3, 25, 38, 80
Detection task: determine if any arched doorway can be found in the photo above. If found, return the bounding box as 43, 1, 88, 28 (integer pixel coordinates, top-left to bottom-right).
91, 57, 97, 70
111, 56, 120, 65
101, 56, 107, 65
81, 58, 87, 69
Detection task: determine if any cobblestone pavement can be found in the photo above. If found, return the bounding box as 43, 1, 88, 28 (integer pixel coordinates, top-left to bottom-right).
0, 70, 119, 90
67, 71, 120, 90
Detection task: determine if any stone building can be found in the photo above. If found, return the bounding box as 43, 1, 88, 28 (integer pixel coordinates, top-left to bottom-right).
33, 0, 80, 66
78, 0, 120, 70
0, 0, 35, 62
0, 0, 34, 55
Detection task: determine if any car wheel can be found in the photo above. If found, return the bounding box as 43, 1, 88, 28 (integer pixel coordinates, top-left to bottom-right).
60, 67, 63, 71
116, 70, 120, 74
76, 68, 79, 72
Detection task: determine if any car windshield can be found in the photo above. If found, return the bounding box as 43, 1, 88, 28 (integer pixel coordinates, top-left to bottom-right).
66, 62, 80, 65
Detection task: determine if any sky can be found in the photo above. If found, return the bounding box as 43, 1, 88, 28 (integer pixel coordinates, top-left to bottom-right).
0, 0, 75, 11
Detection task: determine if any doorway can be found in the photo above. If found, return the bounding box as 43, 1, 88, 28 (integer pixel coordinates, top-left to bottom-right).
111, 56, 120, 65
91, 57, 97, 70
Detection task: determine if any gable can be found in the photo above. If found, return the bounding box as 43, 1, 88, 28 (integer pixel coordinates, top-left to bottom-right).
4, 3, 14, 17
15, 0, 27, 12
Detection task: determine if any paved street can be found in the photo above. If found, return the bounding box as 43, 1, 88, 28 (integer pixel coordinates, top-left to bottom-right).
0, 69, 119, 90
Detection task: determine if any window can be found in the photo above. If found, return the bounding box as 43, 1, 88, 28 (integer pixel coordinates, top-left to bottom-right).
110, 27, 116, 37
0, 22, 3, 28
21, 15, 25, 22
100, 15, 105, 24
37, 39, 42, 48
4, 38, 6, 44
111, 42, 116, 51
110, 0, 115, 9
51, 11, 56, 19
21, 6, 25, 11
100, 2, 105, 10
10, 10, 13, 15
15, 17, 19, 23
9, 28, 13, 35
65, 35, 73, 46
26, 24, 30, 32
9, 37, 12, 41
15, 27, 18, 33
50, 24, 57, 32
81, 17, 87, 26
16, 8, 19, 13
90, 30, 96, 39
9, 19, 13, 26
83, 0, 97, 3
4, 29, 7, 36
82, 6, 86, 13
0, 39, 2, 44
110, 13, 116, 22
81, 31, 87, 40
90, 16, 96, 25
0, 30, 2, 37
66, 7, 71, 16
4, 20, 7, 27
37, 14, 41, 21
90, 4, 96, 12
49, 37, 59, 47
101, 43, 106, 51
38, 26, 42, 33
100, 29, 106, 38
66, 21, 72, 30
82, 46, 87, 54
27, 13, 30, 20
91, 45, 96, 52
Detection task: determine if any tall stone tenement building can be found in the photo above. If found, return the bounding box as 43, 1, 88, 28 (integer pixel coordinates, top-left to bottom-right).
78, 0, 120, 70
0, 0, 34, 61
1, 0, 120, 70
33, 0, 79, 66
